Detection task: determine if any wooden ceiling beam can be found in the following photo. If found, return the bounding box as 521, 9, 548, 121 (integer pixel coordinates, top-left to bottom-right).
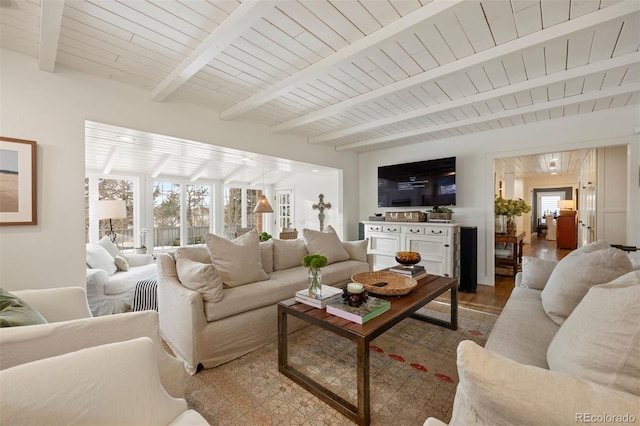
220, 0, 467, 120
335, 84, 639, 150
310, 52, 639, 143
151, 1, 276, 102
39, 0, 65, 72
274, 2, 638, 133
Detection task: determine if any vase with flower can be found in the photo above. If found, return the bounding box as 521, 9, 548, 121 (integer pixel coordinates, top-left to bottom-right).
302, 254, 328, 299
494, 197, 531, 234
135, 228, 149, 254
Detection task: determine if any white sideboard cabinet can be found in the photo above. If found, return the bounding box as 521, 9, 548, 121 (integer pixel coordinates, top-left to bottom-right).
362, 221, 461, 278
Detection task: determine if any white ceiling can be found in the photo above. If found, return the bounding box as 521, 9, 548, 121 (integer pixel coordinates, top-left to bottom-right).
495, 148, 591, 179
1, 0, 638, 180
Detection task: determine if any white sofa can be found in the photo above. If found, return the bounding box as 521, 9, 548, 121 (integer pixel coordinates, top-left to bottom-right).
86, 236, 156, 315
0, 337, 208, 425
158, 228, 370, 374
0, 287, 186, 398
426, 242, 640, 425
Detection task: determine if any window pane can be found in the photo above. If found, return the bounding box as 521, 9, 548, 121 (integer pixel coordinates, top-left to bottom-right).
154, 181, 181, 250
540, 195, 561, 216
186, 184, 210, 245
98, 178, 133, 249
224, 187, 242, 239
246, 189, 260, 232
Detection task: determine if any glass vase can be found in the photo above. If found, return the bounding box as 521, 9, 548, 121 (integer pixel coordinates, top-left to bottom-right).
495, 215, 507, 234
507, 217, 516, 234
308, 267, 322, 299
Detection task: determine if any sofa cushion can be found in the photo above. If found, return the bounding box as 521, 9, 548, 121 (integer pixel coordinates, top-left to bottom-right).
567, 239, 610, 256
114, 255, 129, 272
547, 271, 640, 396
0, 288, 48, 327
342, 240, 368, 263
260, 240, 274, 273
176, 257, 224, 304
484, 287, 559, 368
302, 226, 349, 265
176, 246, 210, 264
104, 263, 157, 295
519, 256, 558, 290
448, 340, 640, 426
541, 247, 632, 325
86, 244, 118, 276
95, 236, 121, 259
205, 230, 268, 288
273, 239, 307, 271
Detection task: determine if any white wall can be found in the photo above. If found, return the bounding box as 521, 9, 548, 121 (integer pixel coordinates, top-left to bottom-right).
359, 106, 640, 285
0, 49, 360, 291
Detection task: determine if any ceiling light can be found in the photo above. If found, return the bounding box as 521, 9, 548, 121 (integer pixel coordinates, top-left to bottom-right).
551, 172, 558, 175
548, 160, 556, 169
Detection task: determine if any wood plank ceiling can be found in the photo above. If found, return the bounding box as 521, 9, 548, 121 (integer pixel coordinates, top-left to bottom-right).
1, 0, 638, 180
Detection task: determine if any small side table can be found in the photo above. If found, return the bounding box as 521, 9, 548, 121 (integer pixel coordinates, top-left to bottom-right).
495, 232, 526, 276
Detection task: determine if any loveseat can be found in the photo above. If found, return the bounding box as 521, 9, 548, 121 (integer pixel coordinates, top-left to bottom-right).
426, 241, 640, 425
86, 236, 156, 316
158, 227, 370, 374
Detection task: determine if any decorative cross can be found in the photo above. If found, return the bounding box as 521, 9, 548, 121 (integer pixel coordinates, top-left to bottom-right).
312, 193, 332, 231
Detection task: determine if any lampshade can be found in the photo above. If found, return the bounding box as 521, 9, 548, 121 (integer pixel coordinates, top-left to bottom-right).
95, 200, 127, 220
253, 195, 273, 214
557, 200, 575, 210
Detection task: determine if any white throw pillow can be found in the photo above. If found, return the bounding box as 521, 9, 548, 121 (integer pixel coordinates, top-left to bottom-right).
449, 341, 640, 426
114, 255, 129, 271
519, 257, 558, 290
205, 230, 268, 287
273, 239, 307, 271
95, 236, 121, 259
260, 239, 274, 273
547, 271, 640, 396
175, 257, 224, 304
302, 225, 349, 265
342, 239, 368, 263
86, 245, 118, 276
566, 239, 611, 257
540, 247, 632, 325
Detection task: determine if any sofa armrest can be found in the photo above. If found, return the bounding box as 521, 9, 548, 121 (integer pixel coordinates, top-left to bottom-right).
157, 253, 207, 375
10, 287, 92, 322
0, 310, 185, 398
448, 341, 640, 426
0, 338, 192, 425
86, 268, 109, 297
127, 253, 154, 267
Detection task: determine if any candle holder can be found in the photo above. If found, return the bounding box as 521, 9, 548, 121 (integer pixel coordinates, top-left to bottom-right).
342, 287, 368, 307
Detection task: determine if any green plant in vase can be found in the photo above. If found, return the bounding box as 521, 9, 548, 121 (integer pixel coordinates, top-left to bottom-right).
494, 197, 531, 234
302, 254, 328, 299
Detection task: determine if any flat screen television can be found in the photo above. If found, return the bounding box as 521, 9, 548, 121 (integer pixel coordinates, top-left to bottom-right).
378, 157, 456, 207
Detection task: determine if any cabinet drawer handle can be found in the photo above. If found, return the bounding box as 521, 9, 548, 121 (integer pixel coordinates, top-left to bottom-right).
409, 229, 420, 233
387, 228, 397, 232
430, 230, 443, 234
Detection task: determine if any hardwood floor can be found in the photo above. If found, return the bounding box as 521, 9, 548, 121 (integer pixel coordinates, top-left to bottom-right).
436, 234, 573, 315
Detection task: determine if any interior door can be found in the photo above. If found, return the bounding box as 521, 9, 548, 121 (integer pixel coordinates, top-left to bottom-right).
276, 189, 293, 234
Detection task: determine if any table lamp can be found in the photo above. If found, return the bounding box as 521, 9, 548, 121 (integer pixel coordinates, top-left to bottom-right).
558, 199, 576, 216
95, 200, 127, 244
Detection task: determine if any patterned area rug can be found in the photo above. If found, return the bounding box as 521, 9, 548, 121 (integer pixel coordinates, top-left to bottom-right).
185, 302, 497, 425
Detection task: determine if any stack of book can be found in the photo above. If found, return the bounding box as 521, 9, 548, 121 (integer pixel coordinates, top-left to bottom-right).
295, 285, 343, 309
388, 264, 427, 278
326, 296, 391, 324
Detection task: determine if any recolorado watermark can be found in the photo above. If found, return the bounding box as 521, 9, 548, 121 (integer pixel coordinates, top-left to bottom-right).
576, 413, 637, 423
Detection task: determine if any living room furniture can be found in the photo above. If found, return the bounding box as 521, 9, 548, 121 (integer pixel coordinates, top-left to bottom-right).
494, 231, 525, 276
0, 287, 186, 398
425, 241, 640, 425
279, 227, 298, 239
86, 236, 156, 316
545, 214, 557, 241
157, 228, 370, 374
362, 221, 460, 278
556, 213, 577, 249
0, 337, 208, 425
279, 274, 458, 426
132, 276, 159, 311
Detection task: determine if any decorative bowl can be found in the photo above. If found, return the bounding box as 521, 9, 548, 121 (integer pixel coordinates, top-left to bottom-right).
351, 271, 418, 296
395, 251, 421, 268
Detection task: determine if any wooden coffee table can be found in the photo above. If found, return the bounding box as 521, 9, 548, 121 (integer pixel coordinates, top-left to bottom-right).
277, 274, 458, 426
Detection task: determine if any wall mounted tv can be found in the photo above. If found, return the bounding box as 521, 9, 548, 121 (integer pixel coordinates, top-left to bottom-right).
378, 157, 456, 207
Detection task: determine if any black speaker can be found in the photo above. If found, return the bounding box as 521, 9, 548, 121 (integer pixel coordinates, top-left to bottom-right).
459, 226, 478, 293
358, 222, 365, 240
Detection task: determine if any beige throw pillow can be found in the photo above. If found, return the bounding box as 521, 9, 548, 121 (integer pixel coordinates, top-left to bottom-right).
519, 257, 558, 290
547, 271, 640, 396
302, 226, 349, 265
260, 240, 274, 273
176, 246, 211, 264
175, 257, 224, 304
205, 230, 269, 287
273, 239, 307, 271
114, 255, 129, 271
342, 239, 368, 262
540, 247, 632, 325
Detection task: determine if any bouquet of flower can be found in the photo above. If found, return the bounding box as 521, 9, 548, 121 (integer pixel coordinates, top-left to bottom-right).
302, 254, 328, 269
494, 197, 531, 217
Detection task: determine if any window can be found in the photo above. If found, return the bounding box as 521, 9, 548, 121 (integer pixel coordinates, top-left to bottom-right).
224, 187, 242, 239
186, 184, 210, 245
276, 189, 293, 231
539, 194, 562, 217
153, 181, 181, 250
246, 189, 260, 232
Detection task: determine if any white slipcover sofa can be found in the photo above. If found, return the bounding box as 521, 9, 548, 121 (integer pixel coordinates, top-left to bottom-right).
158, 227, 370, 374
0, 337, 208, 425
0, 287, 185, 398
425, 241, 640, 425
86, 236, 156, 315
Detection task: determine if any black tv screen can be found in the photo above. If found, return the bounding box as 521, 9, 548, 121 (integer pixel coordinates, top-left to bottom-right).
378, 157, 456, 207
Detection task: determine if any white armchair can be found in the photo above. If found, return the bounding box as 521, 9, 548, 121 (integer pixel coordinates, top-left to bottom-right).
0, 337, 208, 425
0, 287, 185, 398
545, 215, 557, 241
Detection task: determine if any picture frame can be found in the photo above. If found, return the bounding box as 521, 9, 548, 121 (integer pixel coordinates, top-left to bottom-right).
0, 137, 37, 225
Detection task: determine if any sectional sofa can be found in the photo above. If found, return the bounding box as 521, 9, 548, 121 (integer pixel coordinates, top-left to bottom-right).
157, 227, 370, 374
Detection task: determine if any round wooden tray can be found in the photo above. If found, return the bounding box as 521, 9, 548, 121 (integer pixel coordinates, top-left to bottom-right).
351, 271, 418, 296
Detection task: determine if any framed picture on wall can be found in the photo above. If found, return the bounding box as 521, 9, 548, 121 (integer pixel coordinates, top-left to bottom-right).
0, 137, 37, 225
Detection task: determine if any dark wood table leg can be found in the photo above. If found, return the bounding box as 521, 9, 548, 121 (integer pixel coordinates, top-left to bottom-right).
356, 338, 370, 426
277, 305, 288, 371
450, 285, 458, 330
